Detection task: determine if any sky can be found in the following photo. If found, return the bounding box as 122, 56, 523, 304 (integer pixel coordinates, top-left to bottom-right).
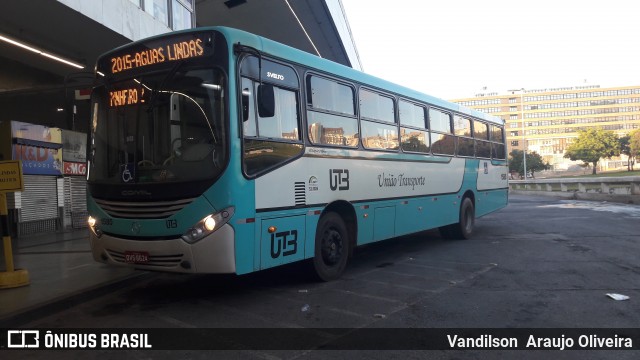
340, 0, 640, 100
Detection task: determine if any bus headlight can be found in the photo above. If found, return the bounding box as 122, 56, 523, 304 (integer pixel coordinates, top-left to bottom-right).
181, 206, 235, 244
88, 216, 103, 238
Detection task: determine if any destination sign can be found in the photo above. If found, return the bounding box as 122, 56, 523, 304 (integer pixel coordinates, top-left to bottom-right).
102, 32, 213, 76
109, 85, 148, 108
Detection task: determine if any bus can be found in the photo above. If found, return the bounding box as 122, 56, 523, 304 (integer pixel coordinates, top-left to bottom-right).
87, 26, 508, 281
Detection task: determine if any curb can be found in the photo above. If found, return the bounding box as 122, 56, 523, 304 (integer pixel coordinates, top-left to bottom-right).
0, 271, 155, 327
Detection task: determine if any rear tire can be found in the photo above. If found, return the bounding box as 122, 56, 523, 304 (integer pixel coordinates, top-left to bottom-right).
311, 212, 349, 281
439, 197, 475, 240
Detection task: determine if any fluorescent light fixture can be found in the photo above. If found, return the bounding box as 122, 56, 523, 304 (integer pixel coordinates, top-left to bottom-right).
0, 33, 84, 69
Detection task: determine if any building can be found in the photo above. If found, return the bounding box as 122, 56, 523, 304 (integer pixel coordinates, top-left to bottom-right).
0, 0, 361, 237
451, 85, 640, 171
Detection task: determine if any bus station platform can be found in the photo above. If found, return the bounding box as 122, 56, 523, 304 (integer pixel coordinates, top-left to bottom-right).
0, 229, 145, 326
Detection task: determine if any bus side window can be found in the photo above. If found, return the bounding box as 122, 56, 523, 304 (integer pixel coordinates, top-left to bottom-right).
360, 88, 397, 151
454, 115, 474, 157
306, 75, 358, 147
241, 77, 303, 177
429, 108, 455, 156
241, 77, 257, 136
474, 120, 492, 159
256, 85, 299, 140
491, 125, 506, 159
399, 100, 429, 153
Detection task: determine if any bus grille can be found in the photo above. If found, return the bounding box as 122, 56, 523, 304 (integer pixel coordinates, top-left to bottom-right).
106, 249, 184, 267
94, 198, 195, 219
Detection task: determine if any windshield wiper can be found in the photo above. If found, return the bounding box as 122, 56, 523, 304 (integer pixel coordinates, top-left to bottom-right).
147, 60, 185, 112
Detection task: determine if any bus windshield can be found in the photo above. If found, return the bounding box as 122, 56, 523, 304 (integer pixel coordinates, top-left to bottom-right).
88, 67, 227, 190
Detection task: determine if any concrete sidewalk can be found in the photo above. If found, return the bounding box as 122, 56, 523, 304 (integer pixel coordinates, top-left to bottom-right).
0, 229, 146, 326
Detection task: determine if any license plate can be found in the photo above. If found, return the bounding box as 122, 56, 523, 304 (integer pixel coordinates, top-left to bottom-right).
124, 251, 149, 264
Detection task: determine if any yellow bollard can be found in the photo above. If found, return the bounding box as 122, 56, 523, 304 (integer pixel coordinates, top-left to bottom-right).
0, 192, 29, 289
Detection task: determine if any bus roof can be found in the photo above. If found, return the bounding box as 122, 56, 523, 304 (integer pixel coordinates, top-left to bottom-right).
216, 26, 503, 126
98, 26, 503, 126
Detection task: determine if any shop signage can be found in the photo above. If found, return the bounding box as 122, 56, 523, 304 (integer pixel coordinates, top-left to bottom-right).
9, 121, 63, 176
0, 160, 24, 192
13, 144, 63, 176
63, 162, 87, 176
11, 121, 62, 144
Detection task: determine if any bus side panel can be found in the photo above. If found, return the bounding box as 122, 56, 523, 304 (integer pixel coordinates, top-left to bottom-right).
304, 211, 321, 260
462, 158, 480, 195
355, 205, 374, 245
395, 198, 429, 237
359, 192, 466, 245
476, 189, 509, 217
204, 152, 258, 275
259, 214, 306, 270
373, 206, 396, 241
422, 194, 462, 230
475, 159, 509, 217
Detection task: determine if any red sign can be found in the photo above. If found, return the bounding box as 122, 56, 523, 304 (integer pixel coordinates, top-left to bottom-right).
63, 162, 87, 176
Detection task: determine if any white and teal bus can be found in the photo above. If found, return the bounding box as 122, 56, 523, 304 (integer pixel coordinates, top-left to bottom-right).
87, 27, 508, 281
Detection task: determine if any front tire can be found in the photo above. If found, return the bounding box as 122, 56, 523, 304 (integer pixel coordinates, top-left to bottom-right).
311, 212, 350, 281
439, 197, 475, 240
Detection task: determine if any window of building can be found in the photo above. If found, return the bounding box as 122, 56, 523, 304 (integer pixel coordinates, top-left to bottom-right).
172, 0, 193, 30
141, 0, 194, 30
144, 0, 168, 26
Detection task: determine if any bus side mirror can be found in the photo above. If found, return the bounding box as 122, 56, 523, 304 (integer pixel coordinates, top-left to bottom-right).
257, 84, 275, 118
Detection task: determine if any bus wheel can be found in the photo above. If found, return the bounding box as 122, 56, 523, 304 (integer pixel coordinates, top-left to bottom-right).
311, 212, 349, 281
439, 197, 475, 240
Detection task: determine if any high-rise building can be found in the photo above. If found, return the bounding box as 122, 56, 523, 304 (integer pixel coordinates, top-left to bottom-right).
451, 85, 640, 171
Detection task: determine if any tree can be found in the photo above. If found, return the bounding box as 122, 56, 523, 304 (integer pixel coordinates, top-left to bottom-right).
621, 129, 640, 171
509, 150, 549, 178
619, 135, 632, 171
564, 128, 620, 175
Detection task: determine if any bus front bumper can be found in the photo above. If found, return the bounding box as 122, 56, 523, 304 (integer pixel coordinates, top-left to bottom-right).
89, 224, 236, 274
